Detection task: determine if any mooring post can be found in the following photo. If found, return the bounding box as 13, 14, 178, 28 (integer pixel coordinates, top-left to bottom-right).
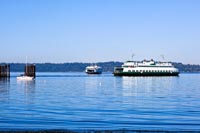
0, 64, 10, 78
25, 64, 36, 78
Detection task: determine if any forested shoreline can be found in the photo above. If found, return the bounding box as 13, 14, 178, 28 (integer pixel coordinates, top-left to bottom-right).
3, 62, 198, 73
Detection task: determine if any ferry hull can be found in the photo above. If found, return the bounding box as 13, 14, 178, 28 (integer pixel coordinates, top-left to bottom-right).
86, 72, 101, 74
113, 72, 179, 76
86, 72, 102, 74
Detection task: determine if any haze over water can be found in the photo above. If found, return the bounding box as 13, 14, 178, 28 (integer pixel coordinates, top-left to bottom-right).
0, 72, 200, 131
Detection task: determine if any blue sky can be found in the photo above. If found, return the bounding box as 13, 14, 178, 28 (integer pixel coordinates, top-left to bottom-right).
0, 0, 199, 64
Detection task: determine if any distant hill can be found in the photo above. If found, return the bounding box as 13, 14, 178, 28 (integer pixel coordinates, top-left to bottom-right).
9, 62, 122, 72
172, 62, 200, 72
6, 62, 200, 72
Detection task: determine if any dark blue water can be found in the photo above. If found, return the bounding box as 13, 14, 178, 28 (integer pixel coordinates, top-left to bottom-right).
0, 73, 200, 131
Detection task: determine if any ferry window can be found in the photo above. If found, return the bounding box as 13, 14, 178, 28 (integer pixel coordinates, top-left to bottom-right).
128, 70, 131, 72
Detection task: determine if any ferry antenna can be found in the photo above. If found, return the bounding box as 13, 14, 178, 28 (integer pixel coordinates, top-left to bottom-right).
131, 54, 135, 61
160, 54, 165, 61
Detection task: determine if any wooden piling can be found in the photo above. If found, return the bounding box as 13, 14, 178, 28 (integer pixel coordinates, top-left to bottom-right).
25, 64, 36, 78
0, 64, 10, 78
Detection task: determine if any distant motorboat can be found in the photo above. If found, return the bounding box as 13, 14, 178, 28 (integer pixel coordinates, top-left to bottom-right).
17, 74, 34, 81
85, 65, 102, 74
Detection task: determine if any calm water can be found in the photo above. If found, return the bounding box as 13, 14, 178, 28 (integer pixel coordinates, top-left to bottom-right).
0, 72, 200, 131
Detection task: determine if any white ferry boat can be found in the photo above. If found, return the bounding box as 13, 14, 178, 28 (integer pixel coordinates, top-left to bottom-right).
85, 65, 102, 74
113, 59, 179, 76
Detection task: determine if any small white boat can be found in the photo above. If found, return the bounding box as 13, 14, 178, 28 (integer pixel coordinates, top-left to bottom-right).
17, 75, 34, 81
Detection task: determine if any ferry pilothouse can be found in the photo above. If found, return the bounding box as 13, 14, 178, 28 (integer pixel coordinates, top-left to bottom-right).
113, 59, 179, 76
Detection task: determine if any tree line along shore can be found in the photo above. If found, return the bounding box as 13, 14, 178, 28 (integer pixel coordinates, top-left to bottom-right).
3, 62, 200, 72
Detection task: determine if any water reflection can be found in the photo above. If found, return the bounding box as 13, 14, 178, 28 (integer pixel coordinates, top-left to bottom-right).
0, 78, 10, 102
120, 76, 179, 97
17, 80, 36, 104
84, 77, 102, 96
121, 77, 139, 97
